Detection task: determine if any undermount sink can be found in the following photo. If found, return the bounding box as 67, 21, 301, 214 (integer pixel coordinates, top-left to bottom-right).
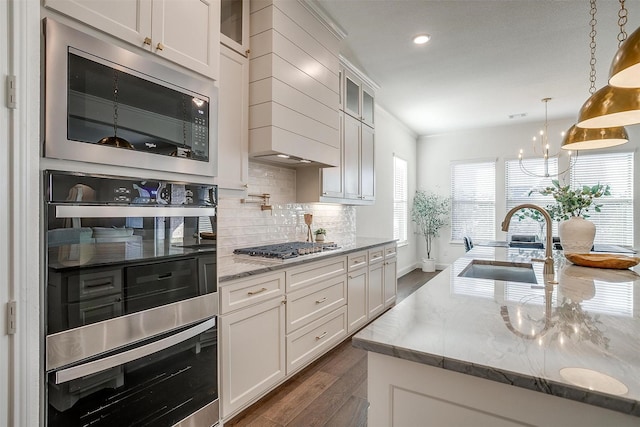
458, 259, 538, 284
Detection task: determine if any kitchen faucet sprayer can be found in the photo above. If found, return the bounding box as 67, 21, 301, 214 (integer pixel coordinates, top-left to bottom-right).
502, 204, 555, 277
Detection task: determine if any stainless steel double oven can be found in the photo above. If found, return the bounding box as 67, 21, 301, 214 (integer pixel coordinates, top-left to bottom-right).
44, 171, 219, 426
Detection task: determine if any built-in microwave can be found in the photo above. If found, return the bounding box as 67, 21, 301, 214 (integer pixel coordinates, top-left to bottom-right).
43, 18, 218, 177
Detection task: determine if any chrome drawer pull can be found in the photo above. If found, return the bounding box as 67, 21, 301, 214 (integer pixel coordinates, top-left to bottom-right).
315, 331, 327, 340
247, 287, 268, 296
315, 297, 327, 304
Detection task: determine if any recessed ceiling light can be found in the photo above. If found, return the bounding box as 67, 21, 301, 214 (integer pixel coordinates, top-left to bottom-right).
413, 34, 431, 45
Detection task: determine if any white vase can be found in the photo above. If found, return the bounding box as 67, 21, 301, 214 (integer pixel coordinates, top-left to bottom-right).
315, 234, 325, 242
559, 216, 595, 255
422, 258, 436, 273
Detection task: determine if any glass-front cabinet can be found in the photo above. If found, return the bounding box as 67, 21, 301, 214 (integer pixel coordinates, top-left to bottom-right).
221, 0, 250, 56
343, 67, 375, 128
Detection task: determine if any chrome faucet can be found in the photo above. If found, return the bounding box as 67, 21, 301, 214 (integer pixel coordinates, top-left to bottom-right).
501, 204, 554, 276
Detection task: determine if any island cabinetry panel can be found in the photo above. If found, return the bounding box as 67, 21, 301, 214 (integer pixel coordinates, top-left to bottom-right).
367, 352, 639, 427
248, 0, 340, 166
217, 44, 249, 192
45, 0, 221, 79
347, 251, 368, 333
384, 244, 398, 307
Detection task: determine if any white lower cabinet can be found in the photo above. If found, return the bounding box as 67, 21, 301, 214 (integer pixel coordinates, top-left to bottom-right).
368, 250, 385, 319
220, 295, 286, 418
286, 306, 347, 374
384, 244, 398, 307
347, 251, 368, 333
220, 244, 395, 421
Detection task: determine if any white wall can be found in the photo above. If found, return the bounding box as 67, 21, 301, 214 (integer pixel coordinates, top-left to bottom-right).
357, 106, 418, 276
417, 117, 640, 266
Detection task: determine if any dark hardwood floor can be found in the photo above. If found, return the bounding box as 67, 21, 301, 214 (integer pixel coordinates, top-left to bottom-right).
225, 268, 442, 427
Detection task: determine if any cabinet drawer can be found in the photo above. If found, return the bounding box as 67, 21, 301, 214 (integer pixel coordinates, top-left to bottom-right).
65, 268, 122, 303
385, 244, 397, 259
368, 247, 384, 264
286, 256, 347, 292
347, 251, 368, 272
286, 306, 347, 375
220, 272, 285, 314
287, 276, 346, 333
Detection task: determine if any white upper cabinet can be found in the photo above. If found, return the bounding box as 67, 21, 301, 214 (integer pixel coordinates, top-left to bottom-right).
343, 66, 375, 128
44, 0, 221, 80
221, 0, 250, 56
216, 44, 249, 192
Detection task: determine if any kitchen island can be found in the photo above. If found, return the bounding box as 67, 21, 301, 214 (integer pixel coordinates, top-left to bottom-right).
353, 246, 640, 426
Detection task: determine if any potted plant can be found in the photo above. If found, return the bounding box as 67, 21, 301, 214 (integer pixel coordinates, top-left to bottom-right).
532, 179, 610, 254
411, 190, 450, 272
314, 228, 327, 242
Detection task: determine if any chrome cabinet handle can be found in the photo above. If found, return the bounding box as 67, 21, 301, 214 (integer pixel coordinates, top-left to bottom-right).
315, 331, 327, 340
315, 297, 327, 304
56, 205, 216, 219
247, 287, 268, 296
55, 317, 215, 384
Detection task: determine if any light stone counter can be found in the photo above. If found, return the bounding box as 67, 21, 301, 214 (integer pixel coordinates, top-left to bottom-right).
218, 237, 396, 282
353, 246, 640, 420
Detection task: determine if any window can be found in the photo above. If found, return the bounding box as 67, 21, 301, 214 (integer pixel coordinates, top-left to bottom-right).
393, 156, 408, 245
504, 158, 558, 240
450, 160, 496, 241
570, 152, 634, 246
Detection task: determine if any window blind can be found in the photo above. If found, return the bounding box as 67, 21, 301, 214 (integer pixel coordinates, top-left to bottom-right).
505, 158, 558, 239
450, 160, 496, 241
570, 152, 634, 246
393, 156, 408, 245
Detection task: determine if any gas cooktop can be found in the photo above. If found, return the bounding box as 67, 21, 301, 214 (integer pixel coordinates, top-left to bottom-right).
233, 241, 340, 260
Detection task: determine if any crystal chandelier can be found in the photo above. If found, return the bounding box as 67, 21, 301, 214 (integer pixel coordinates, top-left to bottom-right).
518, 98, 577, 178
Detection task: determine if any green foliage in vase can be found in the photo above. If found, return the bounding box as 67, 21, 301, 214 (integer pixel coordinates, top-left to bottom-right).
411, 190, 451, 259
530, 179, 610, 221
314, 228, 326, 235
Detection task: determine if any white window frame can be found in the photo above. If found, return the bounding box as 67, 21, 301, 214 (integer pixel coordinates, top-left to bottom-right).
393, 155, 408, 246
504, 157, 559, 241
569, 151, 634, 247
450, 159, 496, 242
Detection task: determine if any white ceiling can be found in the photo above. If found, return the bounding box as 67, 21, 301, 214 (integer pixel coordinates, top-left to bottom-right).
315, 0, 640, 136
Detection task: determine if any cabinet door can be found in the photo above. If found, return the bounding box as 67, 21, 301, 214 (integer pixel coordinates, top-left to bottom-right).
384, 257, 397, 307
343, 113, 361, 200
321, 111, 344, 198
44, 0, 153, 47
362, 84, 375, 128
151, 0, 220, 79
368, 261, 385, 319
217, 45, 249, 192
220, 296, 286, 418
347, 268, 367, 333
343, 70, 361, 119
220, 0, 249, 56
361, 124, 375, 201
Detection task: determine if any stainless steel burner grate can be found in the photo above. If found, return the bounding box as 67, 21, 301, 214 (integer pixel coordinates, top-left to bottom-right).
233, 242, 339, 259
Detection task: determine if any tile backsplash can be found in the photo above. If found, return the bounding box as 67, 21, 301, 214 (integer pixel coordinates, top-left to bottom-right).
216, 161, 356, 260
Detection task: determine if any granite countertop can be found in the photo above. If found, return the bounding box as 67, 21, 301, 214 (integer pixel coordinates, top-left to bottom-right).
218, 237, 396, 282
353, 246, 640, 417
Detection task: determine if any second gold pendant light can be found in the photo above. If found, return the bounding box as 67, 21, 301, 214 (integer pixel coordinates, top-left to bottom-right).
575, 0, 640, 130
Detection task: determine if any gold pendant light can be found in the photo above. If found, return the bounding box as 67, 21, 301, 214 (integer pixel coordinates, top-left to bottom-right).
561, 124, 628, 150
609, 26, 640, 88
563, 0, 628, 149
576, 0, 640, 129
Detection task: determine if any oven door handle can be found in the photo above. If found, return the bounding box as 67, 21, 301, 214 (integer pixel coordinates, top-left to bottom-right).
55, 205, 217, 218
54, 317, 216, 385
